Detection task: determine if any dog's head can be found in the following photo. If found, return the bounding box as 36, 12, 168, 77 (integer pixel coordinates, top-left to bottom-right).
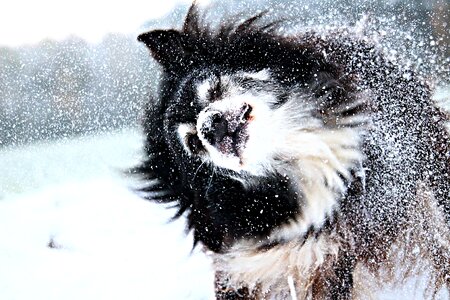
137, 5, 369, 249
139, 5, 366, 178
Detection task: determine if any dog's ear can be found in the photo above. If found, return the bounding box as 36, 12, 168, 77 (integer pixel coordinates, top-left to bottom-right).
138, 29, 186, 68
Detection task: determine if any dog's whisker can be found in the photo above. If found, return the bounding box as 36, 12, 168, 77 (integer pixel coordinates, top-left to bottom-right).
205, 166, 216, 195
192, 160, 207, 182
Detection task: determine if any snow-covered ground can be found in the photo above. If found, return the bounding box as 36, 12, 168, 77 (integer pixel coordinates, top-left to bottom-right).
0, 129, 214, 300
0, 127, 448, 299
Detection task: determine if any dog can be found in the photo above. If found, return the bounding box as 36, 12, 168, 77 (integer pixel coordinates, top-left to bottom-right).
134, 4, 449, 299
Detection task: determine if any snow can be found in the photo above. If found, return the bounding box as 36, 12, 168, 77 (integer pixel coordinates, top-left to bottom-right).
0, 128, 448, 299
0, 0, 448, 297
0, 129, 214, 300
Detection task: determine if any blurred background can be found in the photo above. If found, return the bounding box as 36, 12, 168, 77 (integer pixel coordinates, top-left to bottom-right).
0, 0, 448, 147
0, 0, 448, 299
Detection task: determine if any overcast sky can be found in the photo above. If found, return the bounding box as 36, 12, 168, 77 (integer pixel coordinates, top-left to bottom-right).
0, 0, 202, 47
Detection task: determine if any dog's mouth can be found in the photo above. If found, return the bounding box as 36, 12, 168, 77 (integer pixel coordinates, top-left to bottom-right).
198, 104, 252, 161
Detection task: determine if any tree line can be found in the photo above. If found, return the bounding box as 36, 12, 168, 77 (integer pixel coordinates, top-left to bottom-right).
0, 0, 447, 147
0, 33, 159, 147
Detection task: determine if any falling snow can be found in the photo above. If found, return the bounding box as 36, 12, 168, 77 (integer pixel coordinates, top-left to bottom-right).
0, 0, 448, 299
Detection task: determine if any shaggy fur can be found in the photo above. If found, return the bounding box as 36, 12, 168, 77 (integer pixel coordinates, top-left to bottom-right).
134, 4, 449, 299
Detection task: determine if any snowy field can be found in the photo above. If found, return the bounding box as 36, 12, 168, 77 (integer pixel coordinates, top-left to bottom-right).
0, 124, 448, 299
0, 129, 214, 300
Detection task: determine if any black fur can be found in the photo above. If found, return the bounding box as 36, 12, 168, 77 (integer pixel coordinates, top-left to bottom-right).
134, 4, 449, 299
135, 5, 357, 251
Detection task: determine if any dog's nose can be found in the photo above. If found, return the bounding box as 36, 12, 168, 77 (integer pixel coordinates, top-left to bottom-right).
202, 112, 229, 146
199, 104, 252, 148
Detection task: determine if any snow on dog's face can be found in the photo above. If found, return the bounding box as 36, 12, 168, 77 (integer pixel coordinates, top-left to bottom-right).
137, 6, 369, 248
172, 67, 363, 181
178, 69, 291, 176
147, 63, 364, 186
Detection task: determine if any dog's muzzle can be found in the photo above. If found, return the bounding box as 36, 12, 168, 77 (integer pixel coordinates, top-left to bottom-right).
197, 103, 252, 157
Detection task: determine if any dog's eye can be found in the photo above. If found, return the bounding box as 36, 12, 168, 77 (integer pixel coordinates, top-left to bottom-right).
186, 133, 205, 154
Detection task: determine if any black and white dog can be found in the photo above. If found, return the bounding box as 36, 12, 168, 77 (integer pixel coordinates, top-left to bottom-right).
135, 4, 449, 299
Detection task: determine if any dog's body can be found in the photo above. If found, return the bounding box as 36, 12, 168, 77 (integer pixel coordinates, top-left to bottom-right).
135, 5, 449, 299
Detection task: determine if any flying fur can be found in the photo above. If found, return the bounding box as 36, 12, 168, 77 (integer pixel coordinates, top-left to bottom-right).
134, 4, 450, 299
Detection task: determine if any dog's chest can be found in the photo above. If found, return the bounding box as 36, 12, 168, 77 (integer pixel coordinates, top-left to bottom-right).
212, 233, 341, 299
